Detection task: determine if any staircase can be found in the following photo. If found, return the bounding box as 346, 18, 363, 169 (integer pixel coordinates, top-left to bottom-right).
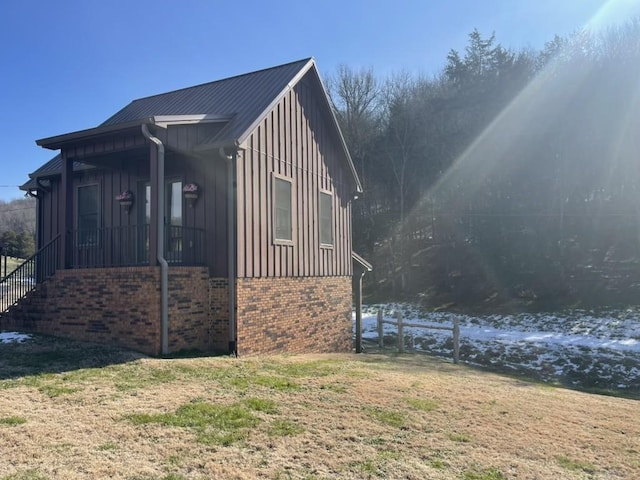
0, 235, 60, 322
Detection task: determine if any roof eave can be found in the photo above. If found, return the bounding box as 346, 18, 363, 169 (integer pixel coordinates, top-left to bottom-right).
36, 118, 155, 150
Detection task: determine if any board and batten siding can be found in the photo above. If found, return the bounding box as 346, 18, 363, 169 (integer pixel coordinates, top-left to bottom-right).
35, 149, 229, 277
235, 77, 354, 278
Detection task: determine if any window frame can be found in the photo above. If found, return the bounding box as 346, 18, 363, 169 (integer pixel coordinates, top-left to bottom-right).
272, 173, 294, 245
75, 183, 100, 246
319, 189, 334, 248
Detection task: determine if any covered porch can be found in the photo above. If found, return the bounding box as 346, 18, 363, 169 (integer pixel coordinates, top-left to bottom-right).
31, 118, 228, 274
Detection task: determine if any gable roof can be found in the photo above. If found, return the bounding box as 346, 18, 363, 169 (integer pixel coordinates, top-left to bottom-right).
26, 58, 362, 192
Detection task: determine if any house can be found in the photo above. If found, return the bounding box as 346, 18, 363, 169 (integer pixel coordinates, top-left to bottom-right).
2, 58, 365, 356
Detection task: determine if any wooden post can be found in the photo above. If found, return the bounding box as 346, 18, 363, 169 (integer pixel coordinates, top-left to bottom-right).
354, 272, 363, 354
377, 308, 384, 348
59, 151, 73, 269
452, 317, 460, 364
397, 310, 404, 353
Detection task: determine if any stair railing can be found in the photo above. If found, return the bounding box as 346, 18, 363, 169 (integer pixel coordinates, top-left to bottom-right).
0, 235, 60, 314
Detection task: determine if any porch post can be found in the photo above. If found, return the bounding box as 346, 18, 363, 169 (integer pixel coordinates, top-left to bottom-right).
59, 151, 73, 269
149, 143, 159, 266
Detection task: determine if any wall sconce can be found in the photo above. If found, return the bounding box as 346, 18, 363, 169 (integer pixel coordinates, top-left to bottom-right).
183, 183, 200, 208
116, 190, 134, 213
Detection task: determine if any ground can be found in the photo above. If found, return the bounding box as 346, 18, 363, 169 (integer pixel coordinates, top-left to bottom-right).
0, 335, 638, 480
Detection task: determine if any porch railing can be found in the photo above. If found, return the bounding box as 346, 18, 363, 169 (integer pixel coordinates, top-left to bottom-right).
69, 225, 206, 268
0, 234, 60, 313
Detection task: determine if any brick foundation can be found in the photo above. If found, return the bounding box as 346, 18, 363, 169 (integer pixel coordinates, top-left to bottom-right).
2, 270, 353, 357
1, 266, 213, 356
235, 276, 352, 356
209, 278, 230, 352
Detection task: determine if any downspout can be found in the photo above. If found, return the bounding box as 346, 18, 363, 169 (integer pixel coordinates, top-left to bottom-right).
142, 124, 169, 356
220, 146, 237, 356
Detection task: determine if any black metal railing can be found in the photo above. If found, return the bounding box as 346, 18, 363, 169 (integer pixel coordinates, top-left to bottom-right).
0, 235, 60, 313
70, 225, 150, 268
164, 225, 207, 265
69, 225, 206, 268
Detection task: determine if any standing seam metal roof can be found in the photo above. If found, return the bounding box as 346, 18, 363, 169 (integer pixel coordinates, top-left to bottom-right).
101, 58, 313, 145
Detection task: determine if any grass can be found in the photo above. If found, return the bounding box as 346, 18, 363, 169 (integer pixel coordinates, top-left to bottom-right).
555, 455, 597, 474
0, 335, 638, 479
463, 467, 507, 480
127, 401, 262, 446
0, 416, 27, 426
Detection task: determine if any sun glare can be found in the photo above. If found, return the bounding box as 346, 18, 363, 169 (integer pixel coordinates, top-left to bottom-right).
585, 0, 640, 31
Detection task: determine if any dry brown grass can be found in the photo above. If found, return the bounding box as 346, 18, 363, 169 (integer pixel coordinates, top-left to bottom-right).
0, 338, 638, 479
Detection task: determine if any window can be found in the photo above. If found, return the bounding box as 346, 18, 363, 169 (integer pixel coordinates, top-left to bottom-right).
77, 184, 98, 245
319, 191, 333, 246
141, 180, 183, 262
274, 176, 292, 242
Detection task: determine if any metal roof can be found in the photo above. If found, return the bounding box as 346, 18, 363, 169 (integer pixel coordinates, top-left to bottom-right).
101, 58, 313, 145
25, 58, 362, 192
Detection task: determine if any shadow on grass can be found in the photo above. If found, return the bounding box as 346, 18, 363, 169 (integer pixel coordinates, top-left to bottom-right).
0, 333, 146, 380
362, 339, 640, 400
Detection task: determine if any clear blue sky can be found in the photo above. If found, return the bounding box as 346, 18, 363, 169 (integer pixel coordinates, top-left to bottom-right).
1, 0, 638, 201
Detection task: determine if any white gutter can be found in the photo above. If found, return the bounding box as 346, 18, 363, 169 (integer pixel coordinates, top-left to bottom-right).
142, 124, 170, 355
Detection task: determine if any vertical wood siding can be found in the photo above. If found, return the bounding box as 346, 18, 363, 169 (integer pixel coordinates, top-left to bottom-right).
36, 149, 228, 277
235, 74, 354, 278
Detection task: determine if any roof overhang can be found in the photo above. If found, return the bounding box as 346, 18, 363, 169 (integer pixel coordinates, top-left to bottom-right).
36, 118, 156, 150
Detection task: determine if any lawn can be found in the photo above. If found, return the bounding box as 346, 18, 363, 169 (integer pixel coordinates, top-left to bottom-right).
0, 335, 638, 479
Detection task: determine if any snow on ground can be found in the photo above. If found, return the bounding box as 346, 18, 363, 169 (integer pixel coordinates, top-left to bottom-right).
0, 332, 31, 344
358, 304, 640, 393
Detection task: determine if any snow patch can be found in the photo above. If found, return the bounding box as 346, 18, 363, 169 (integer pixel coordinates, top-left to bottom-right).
0, 332, 31, 344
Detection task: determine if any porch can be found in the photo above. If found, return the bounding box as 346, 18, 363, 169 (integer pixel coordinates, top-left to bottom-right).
68, 224, 206, 268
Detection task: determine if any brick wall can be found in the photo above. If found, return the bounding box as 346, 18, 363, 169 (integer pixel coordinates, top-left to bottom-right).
235, 276, 352, 356
1, 266, 212, 356
209, 278, 230, 352
167, 267, 210, 353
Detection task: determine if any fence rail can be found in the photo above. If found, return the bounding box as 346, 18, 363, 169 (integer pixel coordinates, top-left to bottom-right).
376, 309, 460, 363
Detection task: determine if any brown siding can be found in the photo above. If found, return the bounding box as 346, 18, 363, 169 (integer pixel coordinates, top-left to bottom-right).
35, 149, 229, 277
235, 72, 354, 278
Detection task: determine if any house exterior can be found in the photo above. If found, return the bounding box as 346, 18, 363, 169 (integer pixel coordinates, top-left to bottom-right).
3, 58, 364, 356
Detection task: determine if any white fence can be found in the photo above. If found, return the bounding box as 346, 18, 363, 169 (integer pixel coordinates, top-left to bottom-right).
376, 309, 460, 363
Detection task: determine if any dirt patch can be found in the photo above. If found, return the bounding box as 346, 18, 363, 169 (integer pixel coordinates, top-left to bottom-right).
0, 337, 638, 479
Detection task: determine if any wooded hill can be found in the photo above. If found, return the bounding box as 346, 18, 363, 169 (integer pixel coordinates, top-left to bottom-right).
0, 197, 36, 259
329, 21, 640, 311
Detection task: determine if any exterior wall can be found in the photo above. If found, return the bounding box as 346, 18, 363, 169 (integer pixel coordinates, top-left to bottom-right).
235, 71, 355, 279
1, 266, 214, 356
36, 149, 228, 276
167, 267, 211, 353
235, 276, 352, 356
209, 278, 230, 352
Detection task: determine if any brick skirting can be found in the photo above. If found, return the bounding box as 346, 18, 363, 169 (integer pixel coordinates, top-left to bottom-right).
1, 266, 210, 356
235, 276, 352, 356
2, 271, 353, 356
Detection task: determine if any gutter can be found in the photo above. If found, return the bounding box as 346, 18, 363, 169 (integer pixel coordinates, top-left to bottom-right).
220, 146, 238, 356
142, 124, 170, 356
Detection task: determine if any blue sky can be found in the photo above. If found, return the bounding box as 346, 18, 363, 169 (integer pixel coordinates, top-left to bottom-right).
1, 0, 638, 202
